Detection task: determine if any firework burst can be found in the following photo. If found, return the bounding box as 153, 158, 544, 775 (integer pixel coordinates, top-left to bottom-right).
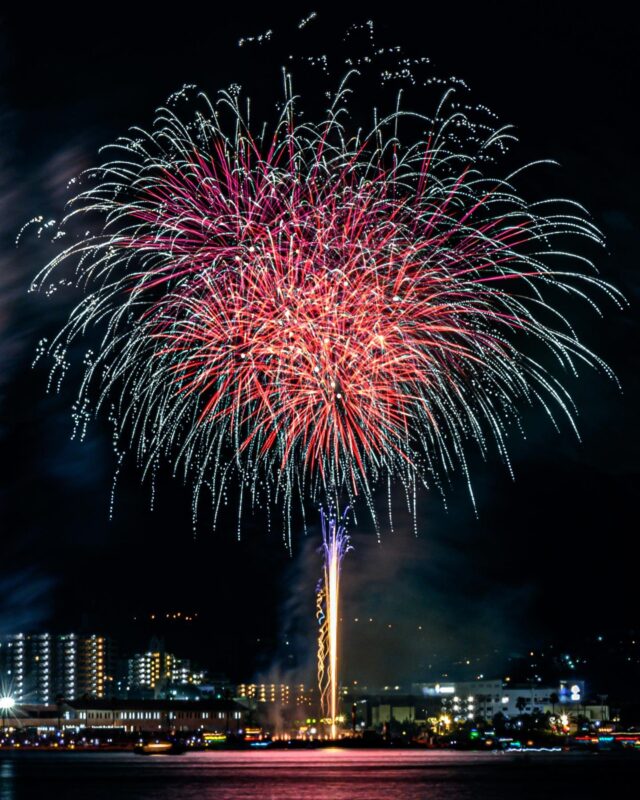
33, 59, 621, 543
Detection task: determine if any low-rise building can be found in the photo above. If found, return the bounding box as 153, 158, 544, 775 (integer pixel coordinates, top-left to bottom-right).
411, 678, 609, 722
64, 698, 248, 733
0, 704, 62, 733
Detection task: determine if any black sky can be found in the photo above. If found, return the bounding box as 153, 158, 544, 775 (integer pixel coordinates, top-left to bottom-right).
0, 5, 638, 685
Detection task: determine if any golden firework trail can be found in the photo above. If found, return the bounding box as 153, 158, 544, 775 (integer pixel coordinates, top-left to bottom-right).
317, 508, 350, 739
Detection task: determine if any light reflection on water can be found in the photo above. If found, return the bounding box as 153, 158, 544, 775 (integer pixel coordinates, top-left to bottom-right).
0, 749, 634, 800
0, 760, 13, 800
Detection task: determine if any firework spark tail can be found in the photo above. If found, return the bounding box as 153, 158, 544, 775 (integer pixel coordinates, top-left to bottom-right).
318, 507, 350, 739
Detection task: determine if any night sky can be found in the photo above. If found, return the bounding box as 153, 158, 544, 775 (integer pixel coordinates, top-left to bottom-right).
0, 6, 638, 686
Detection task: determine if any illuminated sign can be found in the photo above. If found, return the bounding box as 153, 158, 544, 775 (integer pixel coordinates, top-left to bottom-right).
420, 683, 455, 697
203, 733, 226, 743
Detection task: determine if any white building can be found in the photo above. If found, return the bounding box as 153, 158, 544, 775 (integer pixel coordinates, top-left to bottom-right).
0, 633, 111, 703
411, 679, 595, 722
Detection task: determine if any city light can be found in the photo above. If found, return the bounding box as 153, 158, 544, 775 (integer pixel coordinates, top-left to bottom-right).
0, 695, 15, 733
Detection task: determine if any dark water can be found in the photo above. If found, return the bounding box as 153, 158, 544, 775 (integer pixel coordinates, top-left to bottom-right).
1, 749, 637, 799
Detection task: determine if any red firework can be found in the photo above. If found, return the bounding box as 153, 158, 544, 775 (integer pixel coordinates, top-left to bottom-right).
130, 130, 531, 493
34, 84, 618, 527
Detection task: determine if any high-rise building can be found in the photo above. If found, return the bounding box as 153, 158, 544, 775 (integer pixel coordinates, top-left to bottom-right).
0, 633, 113, 703
126, 639, 205, 696
128, 651, 179, 690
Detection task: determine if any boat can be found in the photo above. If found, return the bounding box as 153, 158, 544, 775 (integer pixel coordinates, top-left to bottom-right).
134, 738, 185, 755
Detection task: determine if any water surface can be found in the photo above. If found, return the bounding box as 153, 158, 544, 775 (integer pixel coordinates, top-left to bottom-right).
1, 749, 637, 799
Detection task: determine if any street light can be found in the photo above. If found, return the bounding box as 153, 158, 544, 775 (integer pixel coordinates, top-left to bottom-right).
1, 696, 15, 735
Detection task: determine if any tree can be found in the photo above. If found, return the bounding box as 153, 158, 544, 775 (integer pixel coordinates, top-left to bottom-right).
492, 711, 507, 733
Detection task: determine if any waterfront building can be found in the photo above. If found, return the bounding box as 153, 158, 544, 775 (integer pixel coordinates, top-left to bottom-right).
65, 698, 247, 733
410, 678, 608, 722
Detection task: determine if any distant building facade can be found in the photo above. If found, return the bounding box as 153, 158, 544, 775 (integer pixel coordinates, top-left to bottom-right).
237, 683, 313, 708
355, 679, 609, 731
411, 678, 607, 721
2, 698, 247, 734
370, 699, 417, 726
0, 633, 113, 703
66, 698, 247, 733
125, 638, 207, 698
